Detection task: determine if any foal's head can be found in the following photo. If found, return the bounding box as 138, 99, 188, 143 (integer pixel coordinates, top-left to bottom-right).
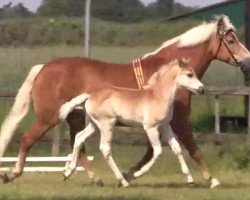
147, 59, 204, 94
175, 59, 205, 94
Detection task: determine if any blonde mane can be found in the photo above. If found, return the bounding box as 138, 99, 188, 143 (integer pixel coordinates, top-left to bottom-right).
144, 60, 179, 89
142, 15, 235, 59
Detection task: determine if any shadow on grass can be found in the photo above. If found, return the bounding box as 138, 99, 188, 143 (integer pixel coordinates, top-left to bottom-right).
0, 196, 150, 200
130, 182, 250, 189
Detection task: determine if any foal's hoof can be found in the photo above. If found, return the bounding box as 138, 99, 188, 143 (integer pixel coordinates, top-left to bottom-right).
95, 179, 104, 187
117, 179, 130, 188
2, 173, 14, 184
210, 178, 220, 189
187, 182, 196, 188
63, 172, 71, 181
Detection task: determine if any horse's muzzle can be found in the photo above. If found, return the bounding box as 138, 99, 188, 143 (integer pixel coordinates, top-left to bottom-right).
197, 86, 205, 94
238, 57, 250, 74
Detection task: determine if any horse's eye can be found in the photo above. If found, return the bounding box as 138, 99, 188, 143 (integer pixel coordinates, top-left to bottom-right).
227, 40, 235, 44
187, 73, 193, 78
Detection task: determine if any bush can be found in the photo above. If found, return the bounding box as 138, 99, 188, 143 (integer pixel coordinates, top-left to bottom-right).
1, 17, 244, 47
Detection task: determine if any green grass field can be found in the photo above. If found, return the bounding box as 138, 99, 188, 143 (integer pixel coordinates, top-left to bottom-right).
0, 142, 250, 200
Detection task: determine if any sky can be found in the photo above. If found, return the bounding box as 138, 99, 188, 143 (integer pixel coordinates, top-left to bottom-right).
0, 0, 225, 12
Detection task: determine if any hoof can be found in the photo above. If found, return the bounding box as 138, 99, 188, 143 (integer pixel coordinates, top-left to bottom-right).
117, 181, 123, 188
210, 178, 220, 189
117, 179, 129, 188
2, 173, 15, 184
63, 171, 71, 181
122, 171, 134, 182
187, 182, 196, 188
95, 179, 104, 187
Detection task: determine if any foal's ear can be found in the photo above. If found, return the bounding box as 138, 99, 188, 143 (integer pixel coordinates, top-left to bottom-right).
178, 58, 189, 68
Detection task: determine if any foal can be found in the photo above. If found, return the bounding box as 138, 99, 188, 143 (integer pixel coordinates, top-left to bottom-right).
61, 59, 204, 187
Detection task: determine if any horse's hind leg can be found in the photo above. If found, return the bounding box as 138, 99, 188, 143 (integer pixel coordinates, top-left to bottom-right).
66, 109, 103, 186
97, 119, 129, 187
64, 122, 96, 179
2, 120, 56, 183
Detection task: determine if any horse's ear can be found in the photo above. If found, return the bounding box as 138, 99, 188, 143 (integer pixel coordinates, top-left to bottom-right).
217, 15, 226, 35
178, 58, 189, 68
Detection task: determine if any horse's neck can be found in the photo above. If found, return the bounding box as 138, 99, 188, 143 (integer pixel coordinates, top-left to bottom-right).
142, 42, 213, 80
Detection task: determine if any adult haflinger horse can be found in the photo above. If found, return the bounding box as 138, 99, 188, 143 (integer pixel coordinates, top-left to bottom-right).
0, 15, 250, 188
60, 59, 205, 187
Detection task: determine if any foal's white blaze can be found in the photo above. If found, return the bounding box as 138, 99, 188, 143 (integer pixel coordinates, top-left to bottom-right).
176, 68, 204, 94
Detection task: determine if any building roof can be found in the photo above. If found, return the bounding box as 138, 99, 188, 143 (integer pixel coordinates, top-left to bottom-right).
169, 0, 243, 21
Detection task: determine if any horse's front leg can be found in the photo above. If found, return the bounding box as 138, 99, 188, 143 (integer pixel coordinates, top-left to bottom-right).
161, 123, 194, 185
66, 109, 103, 186
133, 125, 162, 178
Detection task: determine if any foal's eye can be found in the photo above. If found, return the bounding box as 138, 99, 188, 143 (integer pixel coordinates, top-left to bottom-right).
187, 73, 193, 78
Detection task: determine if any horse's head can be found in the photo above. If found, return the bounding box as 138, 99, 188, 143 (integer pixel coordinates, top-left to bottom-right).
211, 15, 250, 73
176, 58, 205, 94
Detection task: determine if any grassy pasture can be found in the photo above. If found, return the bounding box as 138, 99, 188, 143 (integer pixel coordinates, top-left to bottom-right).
0, 142, 250, 200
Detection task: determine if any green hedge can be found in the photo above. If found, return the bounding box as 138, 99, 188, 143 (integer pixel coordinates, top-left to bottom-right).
0, 17, 245, 47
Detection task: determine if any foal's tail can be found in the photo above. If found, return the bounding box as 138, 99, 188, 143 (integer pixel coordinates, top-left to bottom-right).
0, 64, 44, 159
59, 93, 90, 120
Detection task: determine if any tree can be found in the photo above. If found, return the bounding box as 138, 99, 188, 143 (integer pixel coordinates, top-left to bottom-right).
13, 3, 31, 17
91, 0, 145, 23
0, 2, 32, 18
156, 0, 174, 18
37, 0, 69, 16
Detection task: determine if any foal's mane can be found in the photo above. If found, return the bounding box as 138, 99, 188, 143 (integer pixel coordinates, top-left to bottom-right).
142, 15, 235, 59
144, 60, 179, 88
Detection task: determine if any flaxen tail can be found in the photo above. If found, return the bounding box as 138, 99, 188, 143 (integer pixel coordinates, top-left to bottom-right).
0, 64, 44, 160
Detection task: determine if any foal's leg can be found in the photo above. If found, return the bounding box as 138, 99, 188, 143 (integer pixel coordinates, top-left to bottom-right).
161, 124, 194, 184
2, 120, 56, 183
133, 125, 162, 178
66, 109, 103, 186
97, 119, 129, 187
64, 123, 96, 179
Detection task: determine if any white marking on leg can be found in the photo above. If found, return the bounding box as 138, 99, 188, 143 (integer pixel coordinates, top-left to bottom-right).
210, 178, 220, 189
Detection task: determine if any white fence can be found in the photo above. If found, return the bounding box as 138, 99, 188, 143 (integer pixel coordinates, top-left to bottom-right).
0, 156, 94, 172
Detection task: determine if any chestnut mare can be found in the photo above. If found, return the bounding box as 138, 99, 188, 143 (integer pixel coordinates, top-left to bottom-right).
60, 59, 205, 187
0, 15, 250, 188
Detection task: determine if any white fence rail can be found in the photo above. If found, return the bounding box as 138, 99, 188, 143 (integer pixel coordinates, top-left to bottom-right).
0, 156, 94, 173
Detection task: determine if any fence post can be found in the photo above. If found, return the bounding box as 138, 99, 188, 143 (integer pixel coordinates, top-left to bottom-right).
84, 0, 91, 57
214, 94, 221, 144
247, 91, 250, 152
51, 123, 65, 156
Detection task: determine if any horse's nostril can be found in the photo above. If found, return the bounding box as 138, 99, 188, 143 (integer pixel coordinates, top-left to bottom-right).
198, 87, 205, 94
